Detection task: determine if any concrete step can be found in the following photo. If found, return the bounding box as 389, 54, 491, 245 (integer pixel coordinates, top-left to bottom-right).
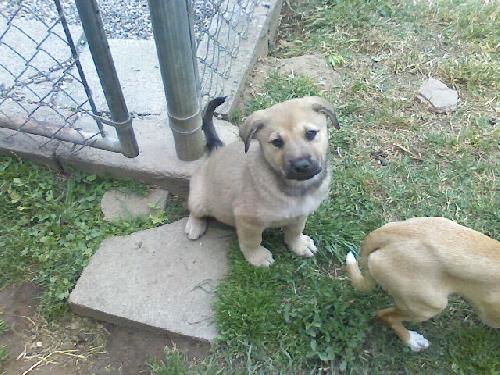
69, 218, 234, 342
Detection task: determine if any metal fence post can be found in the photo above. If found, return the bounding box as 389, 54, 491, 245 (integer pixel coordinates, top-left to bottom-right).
74, 0, 139, 158
147, 0, 205, 161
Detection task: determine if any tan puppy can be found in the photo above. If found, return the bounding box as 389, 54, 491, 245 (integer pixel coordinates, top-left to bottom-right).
345, 217, 500, 352
186, 96, 339, 267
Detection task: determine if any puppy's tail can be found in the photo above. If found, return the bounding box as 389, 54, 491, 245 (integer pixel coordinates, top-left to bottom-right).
202, 96, 227, 153
345, 230, 387, 292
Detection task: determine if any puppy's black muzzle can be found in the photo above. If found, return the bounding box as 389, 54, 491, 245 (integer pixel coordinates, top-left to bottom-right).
285, 157, 322, 181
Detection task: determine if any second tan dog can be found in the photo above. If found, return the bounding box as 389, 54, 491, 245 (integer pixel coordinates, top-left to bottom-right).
185, 96, 339, 267
346, 217, 500, 351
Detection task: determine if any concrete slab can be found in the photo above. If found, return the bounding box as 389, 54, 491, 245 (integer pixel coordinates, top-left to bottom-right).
0, 129, 61, 170
101, 188, 169, 221
60, 39, 166, 116
0, 115, 239, 195
57, 116, 240, 196
0, 18, 82, 90
69, 218, 234, 342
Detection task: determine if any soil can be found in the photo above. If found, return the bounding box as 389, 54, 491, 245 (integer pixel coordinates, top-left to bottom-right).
0, 283, 209, 375
236, 54, 342, 116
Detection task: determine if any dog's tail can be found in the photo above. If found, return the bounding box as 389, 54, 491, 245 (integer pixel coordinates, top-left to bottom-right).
202, 96, 227, 153
345, 229, 389, 292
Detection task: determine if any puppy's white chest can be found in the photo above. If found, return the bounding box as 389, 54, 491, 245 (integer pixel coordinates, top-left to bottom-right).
285, 195, 323, 218
268, 194, 325, 228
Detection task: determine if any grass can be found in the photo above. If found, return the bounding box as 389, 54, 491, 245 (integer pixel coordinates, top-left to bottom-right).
0, 319, 7, 369
0, 156, 186, 318
1, 0, 498, 373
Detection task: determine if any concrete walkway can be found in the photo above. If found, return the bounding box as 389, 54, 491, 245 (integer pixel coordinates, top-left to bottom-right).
69, 218, 234, 342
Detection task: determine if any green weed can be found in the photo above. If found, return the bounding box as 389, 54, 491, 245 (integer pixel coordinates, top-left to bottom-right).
0, 319, 6, 336
0, 346, 7, 369
0, 318, 7, 369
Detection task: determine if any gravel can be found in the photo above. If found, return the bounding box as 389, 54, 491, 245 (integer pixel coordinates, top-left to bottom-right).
0, 0, 225, 40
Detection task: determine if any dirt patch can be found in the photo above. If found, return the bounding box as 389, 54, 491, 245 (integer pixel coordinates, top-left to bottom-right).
275, 54, 342, 91
237, 54, 342, 114
0, 283, 209, 375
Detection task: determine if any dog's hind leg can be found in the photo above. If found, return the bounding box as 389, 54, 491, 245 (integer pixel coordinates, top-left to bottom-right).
377, 307, 431, 352
475, 290, 500, 328
377, 292, 448, 352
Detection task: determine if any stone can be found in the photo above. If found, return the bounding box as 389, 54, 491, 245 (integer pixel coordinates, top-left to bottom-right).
417, 78, 458, 114
276, 54, 342, 91
69, 218, 233, 342
101, 188, 169, 221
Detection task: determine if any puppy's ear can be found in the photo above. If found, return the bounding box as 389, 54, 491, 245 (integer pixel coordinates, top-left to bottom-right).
239, 112, 266, 153
307, 96, 340, 129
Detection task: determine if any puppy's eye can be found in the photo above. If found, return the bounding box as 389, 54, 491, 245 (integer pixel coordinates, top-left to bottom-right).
270, 138, 284, 148
305, 129, 318, 141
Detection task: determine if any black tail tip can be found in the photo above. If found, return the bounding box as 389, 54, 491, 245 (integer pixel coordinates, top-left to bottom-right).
215, 96, 228, 104
209, 96, 227, 109
207, 139, 224, 153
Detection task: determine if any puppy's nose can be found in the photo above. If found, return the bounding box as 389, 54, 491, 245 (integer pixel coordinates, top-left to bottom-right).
290, 158, 312, 173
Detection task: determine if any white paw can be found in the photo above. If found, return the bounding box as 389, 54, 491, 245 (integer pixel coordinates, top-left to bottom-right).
407, 330, 430, 352
244, 246, 275, 267
185, 215, 208, 240
345, 252, 357, 265
287, 234, 318, 257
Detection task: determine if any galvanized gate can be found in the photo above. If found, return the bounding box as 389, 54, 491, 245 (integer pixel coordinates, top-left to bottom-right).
1, 0, 259, 161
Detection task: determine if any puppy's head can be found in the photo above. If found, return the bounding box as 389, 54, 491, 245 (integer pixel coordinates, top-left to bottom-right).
239, 96, 339, 181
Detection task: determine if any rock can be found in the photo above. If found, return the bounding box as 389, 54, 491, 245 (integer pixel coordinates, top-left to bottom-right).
276, 54, 342, 91
69, 218, 233, 342
417, 78, 458, 114
101, 188, 169, 221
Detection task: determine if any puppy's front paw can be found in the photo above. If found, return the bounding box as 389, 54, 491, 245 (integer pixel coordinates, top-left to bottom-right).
286, 234, 318, 257
244, 246, 275, 267
185, 215, 208, 240
407, 331, 430, 352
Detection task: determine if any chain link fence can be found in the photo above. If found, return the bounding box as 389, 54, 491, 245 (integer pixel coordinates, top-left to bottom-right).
0, 0, 113, 153
0, 0, 259, 156
195, 0, 257, 101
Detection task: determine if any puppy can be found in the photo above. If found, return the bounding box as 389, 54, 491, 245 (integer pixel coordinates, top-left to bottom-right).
345, 217, 500, 351
185, 96, 339, 267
